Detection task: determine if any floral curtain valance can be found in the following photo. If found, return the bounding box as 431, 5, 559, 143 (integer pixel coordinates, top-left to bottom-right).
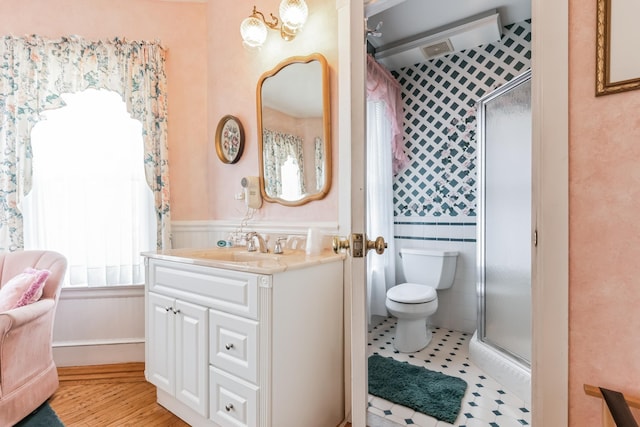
0, 35, 171, 251
262, 129, 306, 198
366, 54, 409, 175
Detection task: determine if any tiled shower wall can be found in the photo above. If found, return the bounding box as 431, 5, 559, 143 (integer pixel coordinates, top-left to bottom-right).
389, 20, 531, 333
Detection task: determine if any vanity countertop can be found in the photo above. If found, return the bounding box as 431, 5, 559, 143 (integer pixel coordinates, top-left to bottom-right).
142, 247, 345, 274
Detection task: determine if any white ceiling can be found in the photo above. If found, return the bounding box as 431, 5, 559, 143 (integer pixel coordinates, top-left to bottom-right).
366, 0, 531, 49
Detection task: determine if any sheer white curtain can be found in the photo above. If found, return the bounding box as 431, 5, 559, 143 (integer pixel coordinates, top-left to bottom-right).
22, 90, 155, 286
366, 101, 397, 323
366, 55, 408, 325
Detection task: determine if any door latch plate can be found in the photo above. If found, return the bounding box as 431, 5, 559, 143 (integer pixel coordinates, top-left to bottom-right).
351, 233, 364, 257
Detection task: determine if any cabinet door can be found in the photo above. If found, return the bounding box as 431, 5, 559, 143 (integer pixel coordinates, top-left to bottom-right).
175, 299, 209, 417
147, 292, 175, 395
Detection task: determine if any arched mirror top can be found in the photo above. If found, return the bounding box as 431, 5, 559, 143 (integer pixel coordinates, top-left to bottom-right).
257, 53, 331, 206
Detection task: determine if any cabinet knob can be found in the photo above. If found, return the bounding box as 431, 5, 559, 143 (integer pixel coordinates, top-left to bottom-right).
225, 343, 234, 350
164, 306, 171, 312
225, 403, 234, 412
172, 308, 181, 314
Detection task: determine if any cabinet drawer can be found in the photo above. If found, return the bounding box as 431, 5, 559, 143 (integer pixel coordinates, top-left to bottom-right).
210, 367, 258, 427
210, 310, 258, 383
148, 259, 259, 318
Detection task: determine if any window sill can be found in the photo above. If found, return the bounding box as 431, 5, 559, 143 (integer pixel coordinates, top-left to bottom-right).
59, 284, 144, 300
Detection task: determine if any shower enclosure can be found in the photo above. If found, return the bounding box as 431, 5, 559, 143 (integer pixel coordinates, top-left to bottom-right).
470, 69, 532, 404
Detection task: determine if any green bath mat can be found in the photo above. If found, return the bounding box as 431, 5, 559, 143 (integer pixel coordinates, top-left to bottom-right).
14, 402, 64, 427
368, 354, 467, 424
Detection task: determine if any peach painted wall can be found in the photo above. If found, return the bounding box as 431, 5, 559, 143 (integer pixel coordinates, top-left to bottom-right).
0, 0, 208, 221
207, 0, 338, 223
569, 1, 640, 425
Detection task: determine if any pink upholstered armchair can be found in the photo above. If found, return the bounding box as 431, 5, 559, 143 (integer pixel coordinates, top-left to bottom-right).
0, 250, 67, 426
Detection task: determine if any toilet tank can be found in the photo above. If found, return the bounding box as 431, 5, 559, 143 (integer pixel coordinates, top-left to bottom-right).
400, 248, 458, 289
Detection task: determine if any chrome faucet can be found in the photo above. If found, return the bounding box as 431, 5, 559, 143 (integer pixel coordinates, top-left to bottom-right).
246, 232, 269, 253
274, 237, 287, 254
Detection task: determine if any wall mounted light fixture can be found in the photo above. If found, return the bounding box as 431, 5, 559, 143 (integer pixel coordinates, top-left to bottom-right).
240, 0, 308, 49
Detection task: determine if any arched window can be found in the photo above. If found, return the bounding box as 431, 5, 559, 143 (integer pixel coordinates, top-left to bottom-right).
22, 89, 155, 286
0, 35, 171, 253
280, 155, 303, 201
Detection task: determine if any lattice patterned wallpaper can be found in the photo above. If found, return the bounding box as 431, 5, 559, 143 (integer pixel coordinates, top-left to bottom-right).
392, 20, 532, 218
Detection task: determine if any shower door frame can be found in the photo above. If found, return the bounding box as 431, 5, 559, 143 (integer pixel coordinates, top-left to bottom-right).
476, 69, 533, 369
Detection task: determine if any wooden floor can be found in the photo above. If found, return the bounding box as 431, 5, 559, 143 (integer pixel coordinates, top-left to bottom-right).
50, 363, 354, 426
50, 363, 188, 426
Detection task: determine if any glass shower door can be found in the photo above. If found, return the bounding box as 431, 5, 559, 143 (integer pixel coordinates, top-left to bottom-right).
477, 69, 532, 366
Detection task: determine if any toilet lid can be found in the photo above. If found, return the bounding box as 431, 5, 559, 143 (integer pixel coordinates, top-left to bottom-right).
387, 283, 436, 304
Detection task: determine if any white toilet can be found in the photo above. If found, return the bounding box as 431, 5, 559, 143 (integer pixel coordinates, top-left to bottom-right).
385, 248, 458, 353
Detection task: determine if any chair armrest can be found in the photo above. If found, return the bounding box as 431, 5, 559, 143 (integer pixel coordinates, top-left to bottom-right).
0, 298, 58, 399
0, 299, 55, 334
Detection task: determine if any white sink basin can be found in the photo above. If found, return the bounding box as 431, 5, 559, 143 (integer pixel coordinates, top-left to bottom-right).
188, 249, 283, 263
143, 247, 344, 274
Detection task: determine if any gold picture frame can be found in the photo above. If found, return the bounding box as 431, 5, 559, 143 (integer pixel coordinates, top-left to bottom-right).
215, 115, 245, 164
596, 0, 640, 95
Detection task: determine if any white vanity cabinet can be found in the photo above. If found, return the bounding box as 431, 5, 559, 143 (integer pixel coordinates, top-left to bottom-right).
147, 292, 208, 416
144, 253, 344, 427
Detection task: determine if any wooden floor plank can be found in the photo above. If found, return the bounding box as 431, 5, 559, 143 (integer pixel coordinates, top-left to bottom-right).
50, 364, 189, 426
50, 363, 354, 427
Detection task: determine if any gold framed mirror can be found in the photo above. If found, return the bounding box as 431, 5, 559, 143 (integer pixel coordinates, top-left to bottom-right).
257, 53, 331, 206
596, 0, 640, 95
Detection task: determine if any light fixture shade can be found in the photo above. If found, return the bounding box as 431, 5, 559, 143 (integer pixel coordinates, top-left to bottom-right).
279, 0, 308, 33
240, 16, 268, 48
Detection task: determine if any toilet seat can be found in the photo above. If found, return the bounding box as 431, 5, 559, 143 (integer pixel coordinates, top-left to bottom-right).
387, 283, 436, 304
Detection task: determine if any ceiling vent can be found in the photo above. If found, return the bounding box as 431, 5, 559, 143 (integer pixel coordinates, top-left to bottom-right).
421, 39, 455, 59
374, 9, 502, 71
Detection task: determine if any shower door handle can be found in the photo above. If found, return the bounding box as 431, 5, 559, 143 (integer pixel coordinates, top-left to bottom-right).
332, 234, 387, 257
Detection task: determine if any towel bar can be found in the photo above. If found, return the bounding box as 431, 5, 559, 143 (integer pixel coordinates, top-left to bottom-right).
584, 384, 640, 427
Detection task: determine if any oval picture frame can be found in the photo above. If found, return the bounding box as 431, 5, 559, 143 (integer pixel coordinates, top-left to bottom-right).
215, 115, 245, 164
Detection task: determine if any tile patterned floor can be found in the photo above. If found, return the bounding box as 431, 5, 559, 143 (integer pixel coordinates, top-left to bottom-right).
367, 316, 531, 427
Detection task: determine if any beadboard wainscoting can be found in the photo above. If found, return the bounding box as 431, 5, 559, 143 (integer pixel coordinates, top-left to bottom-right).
52, 220, 339, 367
53, 286, 145, 367
171, 220, 340, 250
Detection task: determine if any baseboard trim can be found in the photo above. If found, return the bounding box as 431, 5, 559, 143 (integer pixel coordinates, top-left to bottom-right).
53, 342, 144, 367
58, 362, 145, 382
